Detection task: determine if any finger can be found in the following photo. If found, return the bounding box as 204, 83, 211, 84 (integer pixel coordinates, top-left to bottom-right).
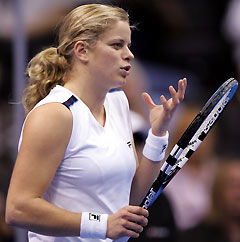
123, 227, 141, 239
142, 92, 156, 110
124, 212, 148, 227
127, 206, 149, 218
160, 95, 170, 112
160, 95, 167, 105
126, 209, 148, 226
177, 78, 187, 101
169, 85, 179, 106
123, 220, 144, 233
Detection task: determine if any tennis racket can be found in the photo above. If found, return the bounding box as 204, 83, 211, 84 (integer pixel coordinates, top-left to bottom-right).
140, 77, 238, 210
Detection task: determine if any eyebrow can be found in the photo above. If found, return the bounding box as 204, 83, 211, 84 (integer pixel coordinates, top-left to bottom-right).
111, 38, 131, 46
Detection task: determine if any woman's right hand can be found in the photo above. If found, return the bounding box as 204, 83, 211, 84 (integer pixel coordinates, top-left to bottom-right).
107, 205, 148, 239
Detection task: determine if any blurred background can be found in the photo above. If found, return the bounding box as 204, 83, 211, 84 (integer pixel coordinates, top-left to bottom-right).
1, 0, 240, 242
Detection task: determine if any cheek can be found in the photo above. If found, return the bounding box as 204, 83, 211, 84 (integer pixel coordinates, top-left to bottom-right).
99, 47, 119, 62
91, 48, 120, 76
104, 52, 119, 66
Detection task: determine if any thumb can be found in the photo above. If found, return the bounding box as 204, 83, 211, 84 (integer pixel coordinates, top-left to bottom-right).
142, 92, 156, 110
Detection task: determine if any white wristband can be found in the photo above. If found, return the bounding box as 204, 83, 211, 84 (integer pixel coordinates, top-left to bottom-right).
142, 129, 169, 162
80, 212, 108, 239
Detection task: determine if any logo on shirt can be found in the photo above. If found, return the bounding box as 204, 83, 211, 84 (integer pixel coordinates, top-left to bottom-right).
89, 213, 101, 222
127, 141, 132, 148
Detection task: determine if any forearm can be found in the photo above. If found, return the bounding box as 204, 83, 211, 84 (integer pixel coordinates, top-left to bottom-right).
129, 156, 162, 206
130, 127, 169, 205
6, 197, 81, 236
131, 78, 186, 205
6, 195, 149, 240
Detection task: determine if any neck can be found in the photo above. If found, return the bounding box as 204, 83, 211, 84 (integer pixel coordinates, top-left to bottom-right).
64, 67, 108, 126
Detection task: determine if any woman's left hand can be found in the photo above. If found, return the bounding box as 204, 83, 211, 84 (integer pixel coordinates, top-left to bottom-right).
142, 78, 187, 136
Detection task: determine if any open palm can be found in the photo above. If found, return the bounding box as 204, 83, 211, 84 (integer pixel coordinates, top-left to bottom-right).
142, 78, 187, 137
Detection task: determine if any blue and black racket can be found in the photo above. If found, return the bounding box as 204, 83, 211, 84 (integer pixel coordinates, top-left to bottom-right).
141, 78, 238, 209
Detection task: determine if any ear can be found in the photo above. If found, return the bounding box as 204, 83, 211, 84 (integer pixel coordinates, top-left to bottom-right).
73, 41, 89, 63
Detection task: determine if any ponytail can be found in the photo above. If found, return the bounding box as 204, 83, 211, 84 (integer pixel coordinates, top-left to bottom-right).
23, 47, 69, 115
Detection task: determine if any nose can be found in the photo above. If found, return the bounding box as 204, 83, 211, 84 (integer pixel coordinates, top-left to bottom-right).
123, 47, 134, 62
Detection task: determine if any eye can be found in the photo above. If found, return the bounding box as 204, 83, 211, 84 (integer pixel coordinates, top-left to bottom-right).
111, 42, 123, 49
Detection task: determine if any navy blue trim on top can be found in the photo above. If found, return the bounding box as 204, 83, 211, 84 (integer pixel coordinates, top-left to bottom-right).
62, 95, 78, 109
109, 88, 123, 93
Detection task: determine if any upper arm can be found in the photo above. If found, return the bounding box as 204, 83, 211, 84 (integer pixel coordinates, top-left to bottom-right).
8, 103, 73, 201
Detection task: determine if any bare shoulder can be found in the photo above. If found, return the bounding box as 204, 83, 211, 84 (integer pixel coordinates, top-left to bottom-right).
8, 103, 73, 201
26, 102, 72, 125
22, 102, 73, 150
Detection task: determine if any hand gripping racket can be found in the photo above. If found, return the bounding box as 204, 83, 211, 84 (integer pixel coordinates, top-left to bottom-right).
140, 78, 238, 210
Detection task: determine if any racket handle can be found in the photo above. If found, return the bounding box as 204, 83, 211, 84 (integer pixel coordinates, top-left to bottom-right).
140, 165, 181, 210
140, 172, 165, 208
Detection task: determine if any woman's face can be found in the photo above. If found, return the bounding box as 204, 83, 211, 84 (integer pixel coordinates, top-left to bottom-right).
87, 20, 134, 90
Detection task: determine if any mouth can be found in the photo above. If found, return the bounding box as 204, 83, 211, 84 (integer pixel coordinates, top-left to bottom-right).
120, 65, 131, 77
120, 65, 131, 72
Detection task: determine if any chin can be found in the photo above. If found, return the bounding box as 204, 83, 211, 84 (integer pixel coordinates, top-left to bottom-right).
109, 75, 127, 90
118, 77, 128, 87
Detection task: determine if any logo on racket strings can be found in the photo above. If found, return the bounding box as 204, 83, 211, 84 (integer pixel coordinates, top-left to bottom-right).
142, 188, 156, 209
204, 96, 229, 133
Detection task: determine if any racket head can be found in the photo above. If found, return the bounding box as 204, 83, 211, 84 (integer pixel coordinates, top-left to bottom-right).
178, 78, 238, 148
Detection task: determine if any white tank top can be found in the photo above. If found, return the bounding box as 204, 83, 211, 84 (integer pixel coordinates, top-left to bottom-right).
19, 85, 136, 242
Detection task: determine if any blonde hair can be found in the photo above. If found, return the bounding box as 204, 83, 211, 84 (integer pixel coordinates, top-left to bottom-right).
23, 4, 129, 114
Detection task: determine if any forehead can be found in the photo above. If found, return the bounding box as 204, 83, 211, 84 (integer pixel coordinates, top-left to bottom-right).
99, 21, 131, 42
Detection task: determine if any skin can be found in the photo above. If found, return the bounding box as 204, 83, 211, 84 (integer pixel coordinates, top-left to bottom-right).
5, 20, 186, 240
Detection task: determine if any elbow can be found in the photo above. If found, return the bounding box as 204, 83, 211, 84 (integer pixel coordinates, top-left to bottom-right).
5, 200, 25, 227
5, 204, 18, 227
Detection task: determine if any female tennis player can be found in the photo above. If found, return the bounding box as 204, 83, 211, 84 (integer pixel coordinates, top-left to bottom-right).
5, 4, 187, 242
